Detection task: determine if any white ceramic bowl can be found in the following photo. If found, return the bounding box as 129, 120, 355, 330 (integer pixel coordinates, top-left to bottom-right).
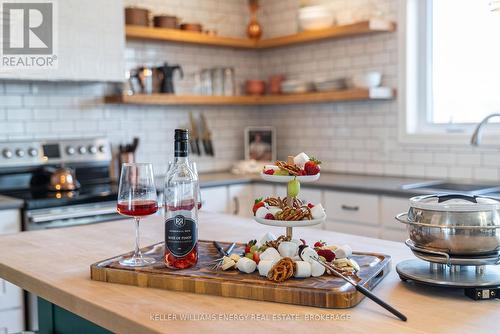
298, 6, 334, 31
350, 72, 382, 88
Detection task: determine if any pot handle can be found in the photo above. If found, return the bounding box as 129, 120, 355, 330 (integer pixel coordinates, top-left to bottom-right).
405, 239, 452, 266
395, 212, 409, 224
437, 194, 477, 203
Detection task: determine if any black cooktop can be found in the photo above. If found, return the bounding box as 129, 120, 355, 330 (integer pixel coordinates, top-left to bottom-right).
3, 183, 118, 210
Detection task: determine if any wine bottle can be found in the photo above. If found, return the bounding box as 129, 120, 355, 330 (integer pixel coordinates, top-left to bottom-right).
164, 129, 199, 269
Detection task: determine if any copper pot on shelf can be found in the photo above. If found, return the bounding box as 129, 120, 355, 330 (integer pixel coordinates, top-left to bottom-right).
180, 23, 203, 32
153, 15, 178, 29
245, 80, 266, 95
125, 7, 150, 26
268, 74, 285, 94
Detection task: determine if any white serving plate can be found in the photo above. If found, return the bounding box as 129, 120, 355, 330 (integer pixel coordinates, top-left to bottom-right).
260, 173, 320, 183
254, 215, 326, 227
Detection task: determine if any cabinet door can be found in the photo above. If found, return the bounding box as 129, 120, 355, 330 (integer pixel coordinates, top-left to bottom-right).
200, 186, 228, 214
0, 308, 24, 334
324, 220, 379, 238
380, 196, 409, 242
228, 184, 254, 217
252, 184, 275, 200
324, 191, 380, 226
0, 209, 23, 333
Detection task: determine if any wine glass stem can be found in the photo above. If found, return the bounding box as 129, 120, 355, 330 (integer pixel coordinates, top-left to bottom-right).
133, 217, 142, 259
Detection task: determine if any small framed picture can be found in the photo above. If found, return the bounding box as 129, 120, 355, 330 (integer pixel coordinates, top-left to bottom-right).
245, 126, 276, 162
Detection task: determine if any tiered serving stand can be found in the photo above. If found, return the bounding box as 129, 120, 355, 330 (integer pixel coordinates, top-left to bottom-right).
254, 157, 326, 238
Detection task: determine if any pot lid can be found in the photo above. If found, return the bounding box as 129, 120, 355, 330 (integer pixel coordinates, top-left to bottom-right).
409, 194, 500, 212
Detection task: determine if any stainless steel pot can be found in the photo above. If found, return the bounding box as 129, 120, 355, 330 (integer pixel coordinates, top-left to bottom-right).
396, 194, 500, 256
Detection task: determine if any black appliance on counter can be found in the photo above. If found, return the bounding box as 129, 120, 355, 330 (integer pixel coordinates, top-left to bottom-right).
0, 137, 126, 330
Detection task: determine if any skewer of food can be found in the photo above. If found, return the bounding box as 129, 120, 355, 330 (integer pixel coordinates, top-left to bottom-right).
217, 233, 359, 283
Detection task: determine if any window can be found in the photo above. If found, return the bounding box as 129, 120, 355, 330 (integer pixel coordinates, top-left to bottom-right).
402, 0, 500, 141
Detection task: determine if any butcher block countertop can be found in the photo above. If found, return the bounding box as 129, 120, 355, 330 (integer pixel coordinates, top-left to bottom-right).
0, 212, 497, 334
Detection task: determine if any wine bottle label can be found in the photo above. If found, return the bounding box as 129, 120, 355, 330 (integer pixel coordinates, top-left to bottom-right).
165, 215, 197, 257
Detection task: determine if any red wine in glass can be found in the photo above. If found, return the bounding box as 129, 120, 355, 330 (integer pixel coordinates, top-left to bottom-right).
117, 200, 158, 216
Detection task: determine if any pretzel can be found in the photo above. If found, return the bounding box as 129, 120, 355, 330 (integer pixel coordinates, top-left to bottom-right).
267, 257, 296, 282
276, 206, 312, 221
275, 161, 301, 176
264, 235, 291, 249
264, 197, 283, 207
264, 196, 303, 209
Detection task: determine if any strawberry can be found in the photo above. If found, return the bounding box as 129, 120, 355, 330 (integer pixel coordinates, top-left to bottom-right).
307, 203, 314, 208
299, 170, 307, 176
304, 158, 321, 176
264, 213, 275, 220
316, 249, 336, 262
245, 245, 251, 253
252, 198, 264, 214
314, 241, 325, 248
264, 169, 275, 175
253, 252, 260, 264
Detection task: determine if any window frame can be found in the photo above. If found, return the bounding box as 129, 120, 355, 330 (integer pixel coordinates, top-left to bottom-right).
398, 0, 500, 145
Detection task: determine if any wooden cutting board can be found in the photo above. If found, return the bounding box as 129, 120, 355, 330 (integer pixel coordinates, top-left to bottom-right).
90, 240, 391, 309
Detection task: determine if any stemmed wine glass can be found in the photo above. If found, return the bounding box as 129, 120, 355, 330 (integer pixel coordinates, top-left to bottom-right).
117, 163, 158, 267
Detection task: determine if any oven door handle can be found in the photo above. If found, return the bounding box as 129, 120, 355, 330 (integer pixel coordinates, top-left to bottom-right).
29, 206, 118, 224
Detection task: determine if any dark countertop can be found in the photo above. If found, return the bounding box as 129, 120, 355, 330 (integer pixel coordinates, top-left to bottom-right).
198, 172, 440, 198
0, 194, 24, 210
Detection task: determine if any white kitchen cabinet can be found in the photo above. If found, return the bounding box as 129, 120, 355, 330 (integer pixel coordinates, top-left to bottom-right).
324, 220, 379, 238
0, 308, 24, 334
380, 196, 409, 242
0, 0, 124, 82
0, 209, 24, 333
200, 186, 229, 214
324, 191, 379, 226
252, 184, 275, 200
228, 184, 254, 217
323, 190, 380, 237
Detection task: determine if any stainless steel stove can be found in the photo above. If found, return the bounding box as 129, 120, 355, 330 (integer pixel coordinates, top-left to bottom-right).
0, 137, 127, 330
397, 240, 500, 300
0, 138, 125, 231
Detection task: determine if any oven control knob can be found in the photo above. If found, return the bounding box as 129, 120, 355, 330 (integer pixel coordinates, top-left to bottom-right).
28, 148, 38, 157
66, 146, 75, 155
98, 145, 107, 153
88, 145, 97, 154
78, 146, 87, 154
15, 149, 25, 157
2, 149, 13, 159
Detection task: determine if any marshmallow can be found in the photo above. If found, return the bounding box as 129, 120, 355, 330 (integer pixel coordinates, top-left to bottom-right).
293, 152, 310, 169
311, 261, 326, 277
257, 260, 274, 276
268, 206, 282, 216
294, 261, 312, 278
334, 245, 352, 259
255, 206, 269, 218
264, 165, 280, 171
259, 232, 277, 246
290, 239, 303, 247
260, 247, 281, 263
278, 241, 299, 258
236, 257, 257, 274
310, 203, 326, 219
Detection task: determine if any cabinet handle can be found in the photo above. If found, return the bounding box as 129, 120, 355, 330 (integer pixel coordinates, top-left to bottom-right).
233, 197, 239, 215
341, 204, 359, 211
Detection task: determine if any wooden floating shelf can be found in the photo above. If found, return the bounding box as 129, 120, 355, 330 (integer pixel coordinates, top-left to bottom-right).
104, 88, 395, 106
125, 19, 396, 49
